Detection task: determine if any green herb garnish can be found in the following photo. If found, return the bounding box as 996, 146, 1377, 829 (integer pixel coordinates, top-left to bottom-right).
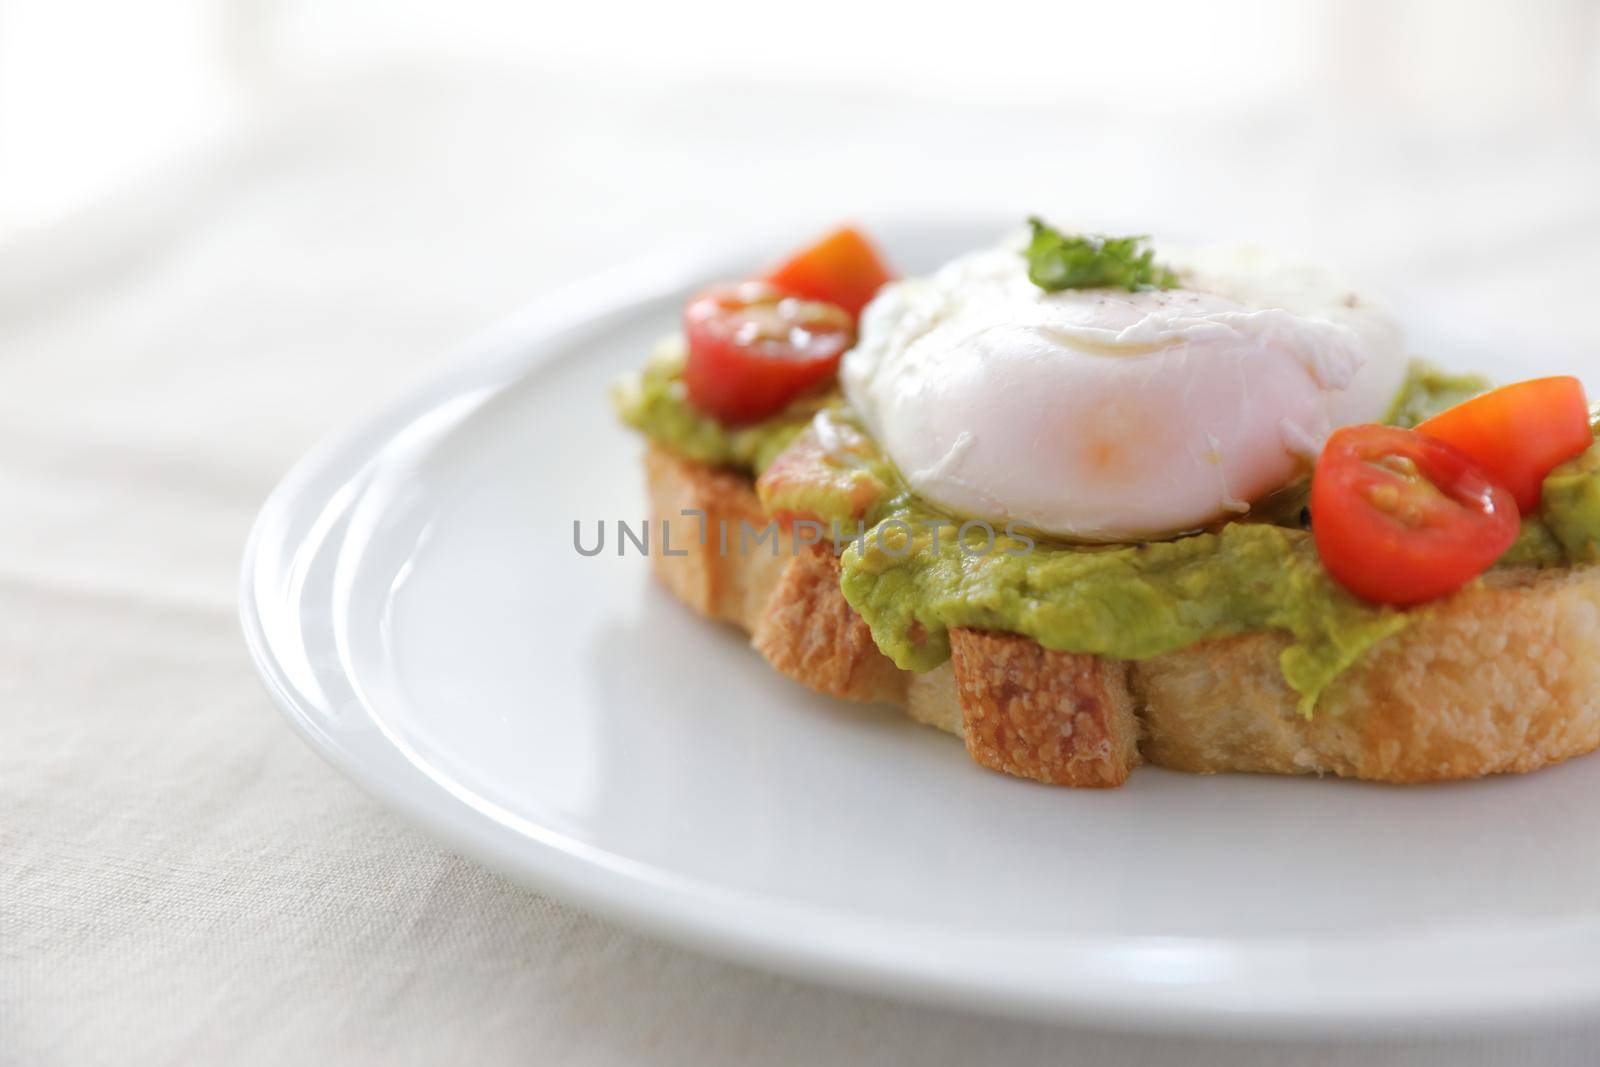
1024, 217, 1179, 292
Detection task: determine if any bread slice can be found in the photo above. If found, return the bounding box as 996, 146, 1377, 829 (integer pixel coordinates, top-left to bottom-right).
644, 445, 1600, 787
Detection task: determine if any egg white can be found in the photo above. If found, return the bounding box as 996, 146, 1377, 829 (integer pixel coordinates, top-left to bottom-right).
840, 238, 1406, 541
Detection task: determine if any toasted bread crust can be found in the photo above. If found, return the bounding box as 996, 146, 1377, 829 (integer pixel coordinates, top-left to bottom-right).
753, 545, 909, 705
642, 445, 1600, 786
1134, 567, 1600, 780
950, 630, 1139, 787
643, 445, 789, 626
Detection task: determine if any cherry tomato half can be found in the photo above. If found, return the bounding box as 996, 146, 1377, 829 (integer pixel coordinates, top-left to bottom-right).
682, 282, 853, 424
1416, 376, 1592, 512
764, 225, 895, 319
1311, 425, 1519, 606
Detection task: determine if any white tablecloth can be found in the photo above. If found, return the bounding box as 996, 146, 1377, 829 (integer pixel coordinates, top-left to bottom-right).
6, 65, 1600, 1065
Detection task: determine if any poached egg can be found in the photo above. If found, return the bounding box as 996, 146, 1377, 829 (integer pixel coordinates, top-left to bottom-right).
840, 238, 1405, 541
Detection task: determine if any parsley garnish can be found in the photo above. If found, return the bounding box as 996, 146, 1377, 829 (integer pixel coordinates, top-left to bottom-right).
1023, 217, 1179, 292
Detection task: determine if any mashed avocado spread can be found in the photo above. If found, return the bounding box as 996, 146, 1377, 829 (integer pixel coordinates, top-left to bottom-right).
616, 354, 1600, 713
613, 339, 837, 475
1505, 437, 1600, 567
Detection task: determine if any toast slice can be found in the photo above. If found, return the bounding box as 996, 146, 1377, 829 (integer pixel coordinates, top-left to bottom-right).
644, 445, 1600, 787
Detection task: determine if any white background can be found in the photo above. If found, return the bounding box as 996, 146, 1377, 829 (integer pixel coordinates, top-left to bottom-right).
4, 0, 1599, 240
4, 1, 1600, 1063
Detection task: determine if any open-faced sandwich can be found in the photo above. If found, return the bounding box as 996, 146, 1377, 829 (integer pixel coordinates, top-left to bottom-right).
614, 220, 1600, 788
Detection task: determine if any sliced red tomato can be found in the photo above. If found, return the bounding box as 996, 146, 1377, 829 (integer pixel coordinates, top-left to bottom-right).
1311, 425, 1519, 606
682, 282, 853, 424
1415, 376, 1592, 512
764, 225, 895, 318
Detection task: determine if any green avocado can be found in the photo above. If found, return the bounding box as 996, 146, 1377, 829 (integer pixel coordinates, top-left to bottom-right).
1383, 360, 1491, 429
611, 338, 836, 475
616, 352, 1600, 713
1533, 436, 1600, 564
838, 514, 1407, 715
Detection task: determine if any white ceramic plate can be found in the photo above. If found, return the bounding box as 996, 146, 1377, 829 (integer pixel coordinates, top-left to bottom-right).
242, 218, 1600, 1036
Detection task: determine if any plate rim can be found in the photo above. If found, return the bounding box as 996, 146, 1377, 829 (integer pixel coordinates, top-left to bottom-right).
240, 216, 1600, 1037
